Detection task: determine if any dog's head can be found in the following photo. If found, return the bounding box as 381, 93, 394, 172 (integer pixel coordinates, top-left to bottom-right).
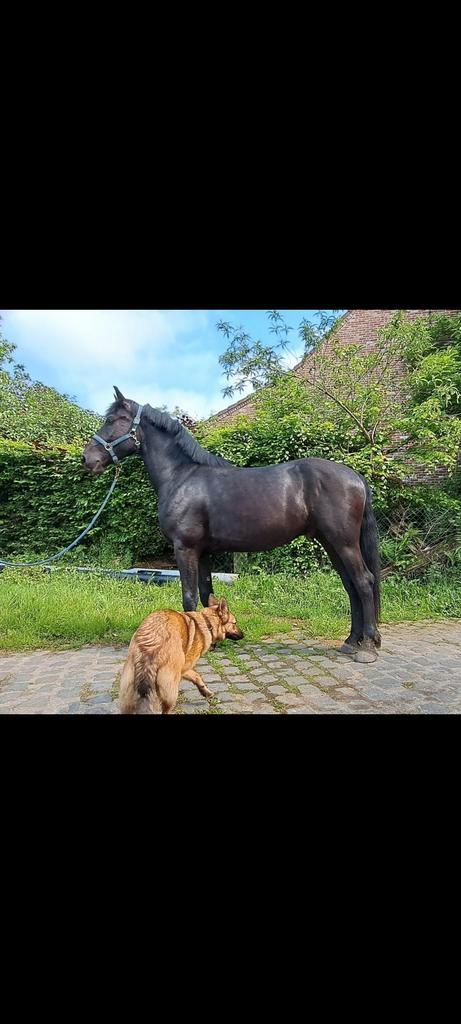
204, 595, 244, 642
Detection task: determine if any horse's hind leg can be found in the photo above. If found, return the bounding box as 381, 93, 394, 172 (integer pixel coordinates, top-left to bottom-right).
317, 536, 363, 654
335, 544, 380, 663
198, 553, 214, 608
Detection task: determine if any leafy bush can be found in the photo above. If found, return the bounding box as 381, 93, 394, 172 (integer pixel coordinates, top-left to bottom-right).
0, 439, 170, 566
234, 536, 331, 576
1, 334, 100, 445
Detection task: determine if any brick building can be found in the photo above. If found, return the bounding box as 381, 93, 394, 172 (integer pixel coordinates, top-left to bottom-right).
209, 309, 460, 427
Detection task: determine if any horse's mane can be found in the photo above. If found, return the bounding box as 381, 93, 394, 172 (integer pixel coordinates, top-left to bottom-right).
105, 400, 232, 467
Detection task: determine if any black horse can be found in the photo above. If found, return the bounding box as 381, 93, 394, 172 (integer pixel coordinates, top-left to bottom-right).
82, 387, 382, 663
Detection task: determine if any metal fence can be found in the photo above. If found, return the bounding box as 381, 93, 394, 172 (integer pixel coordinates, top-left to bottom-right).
375, 506, 461, 578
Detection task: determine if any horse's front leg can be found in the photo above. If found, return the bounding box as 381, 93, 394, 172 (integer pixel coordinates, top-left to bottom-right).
198, 553, 214, 608
174, 544, 199, 611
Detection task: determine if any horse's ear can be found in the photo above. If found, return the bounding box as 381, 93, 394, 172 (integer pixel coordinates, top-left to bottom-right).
113, 386, 127, 405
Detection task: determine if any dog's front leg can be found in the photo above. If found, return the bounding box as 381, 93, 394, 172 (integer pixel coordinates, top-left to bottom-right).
182, 669, 213, 700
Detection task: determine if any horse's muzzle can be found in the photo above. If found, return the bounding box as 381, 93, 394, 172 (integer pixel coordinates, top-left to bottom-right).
81, 452, 106, 474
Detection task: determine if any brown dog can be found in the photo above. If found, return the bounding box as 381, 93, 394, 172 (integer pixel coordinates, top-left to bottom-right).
119, 595, 244, 714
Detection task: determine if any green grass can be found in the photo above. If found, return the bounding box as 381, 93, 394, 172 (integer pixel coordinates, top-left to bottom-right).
0, 567, 460, 651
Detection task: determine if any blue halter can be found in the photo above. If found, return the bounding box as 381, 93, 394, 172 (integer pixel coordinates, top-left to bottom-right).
92, 403, 144, 464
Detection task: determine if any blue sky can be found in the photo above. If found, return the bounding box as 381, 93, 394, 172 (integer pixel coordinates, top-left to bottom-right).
0, 310, 341, 419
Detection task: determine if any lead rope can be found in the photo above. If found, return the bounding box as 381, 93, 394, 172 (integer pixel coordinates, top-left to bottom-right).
0, 465, 120, 569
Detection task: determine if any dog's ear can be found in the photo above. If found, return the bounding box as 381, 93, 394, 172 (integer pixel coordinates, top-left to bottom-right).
208, 595, 219, 608
218, 597, 229, 623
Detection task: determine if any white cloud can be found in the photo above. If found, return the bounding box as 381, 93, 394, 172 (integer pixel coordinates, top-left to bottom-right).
6, 310, 207, 370
3, 309, 215, 415
88, 384, 226, 423
2, 309, 279, 420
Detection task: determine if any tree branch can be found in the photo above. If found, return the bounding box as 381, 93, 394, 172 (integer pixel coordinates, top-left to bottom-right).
303, 374, 374, 443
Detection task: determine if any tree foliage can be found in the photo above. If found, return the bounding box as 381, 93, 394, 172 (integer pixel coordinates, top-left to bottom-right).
217, 310, 344, 398
0, 438, 168, 566
0, 324, 100, 445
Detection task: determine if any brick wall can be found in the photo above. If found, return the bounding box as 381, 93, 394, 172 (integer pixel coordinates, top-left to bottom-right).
319, 309, 460, 352
210, 309, 460, 427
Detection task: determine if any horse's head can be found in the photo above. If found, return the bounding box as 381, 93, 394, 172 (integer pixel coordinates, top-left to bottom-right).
82, 387, 143, 474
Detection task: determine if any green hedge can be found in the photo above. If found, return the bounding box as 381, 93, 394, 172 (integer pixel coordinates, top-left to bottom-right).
1, 437, 460, 576
0, 439, 170, 567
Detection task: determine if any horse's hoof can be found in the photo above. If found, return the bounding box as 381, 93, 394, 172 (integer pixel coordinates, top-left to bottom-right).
340, 642, 360, 655
354, 649, 378, 664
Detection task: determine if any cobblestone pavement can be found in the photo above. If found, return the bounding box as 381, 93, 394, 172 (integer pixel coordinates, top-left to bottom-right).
0, 619, 460, 714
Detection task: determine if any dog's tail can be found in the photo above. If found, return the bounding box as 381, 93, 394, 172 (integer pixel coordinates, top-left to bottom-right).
119, 647, 162, 714
119, 649, 138, 714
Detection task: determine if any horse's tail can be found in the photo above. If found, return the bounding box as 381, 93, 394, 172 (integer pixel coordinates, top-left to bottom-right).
359, 476, 381, 623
